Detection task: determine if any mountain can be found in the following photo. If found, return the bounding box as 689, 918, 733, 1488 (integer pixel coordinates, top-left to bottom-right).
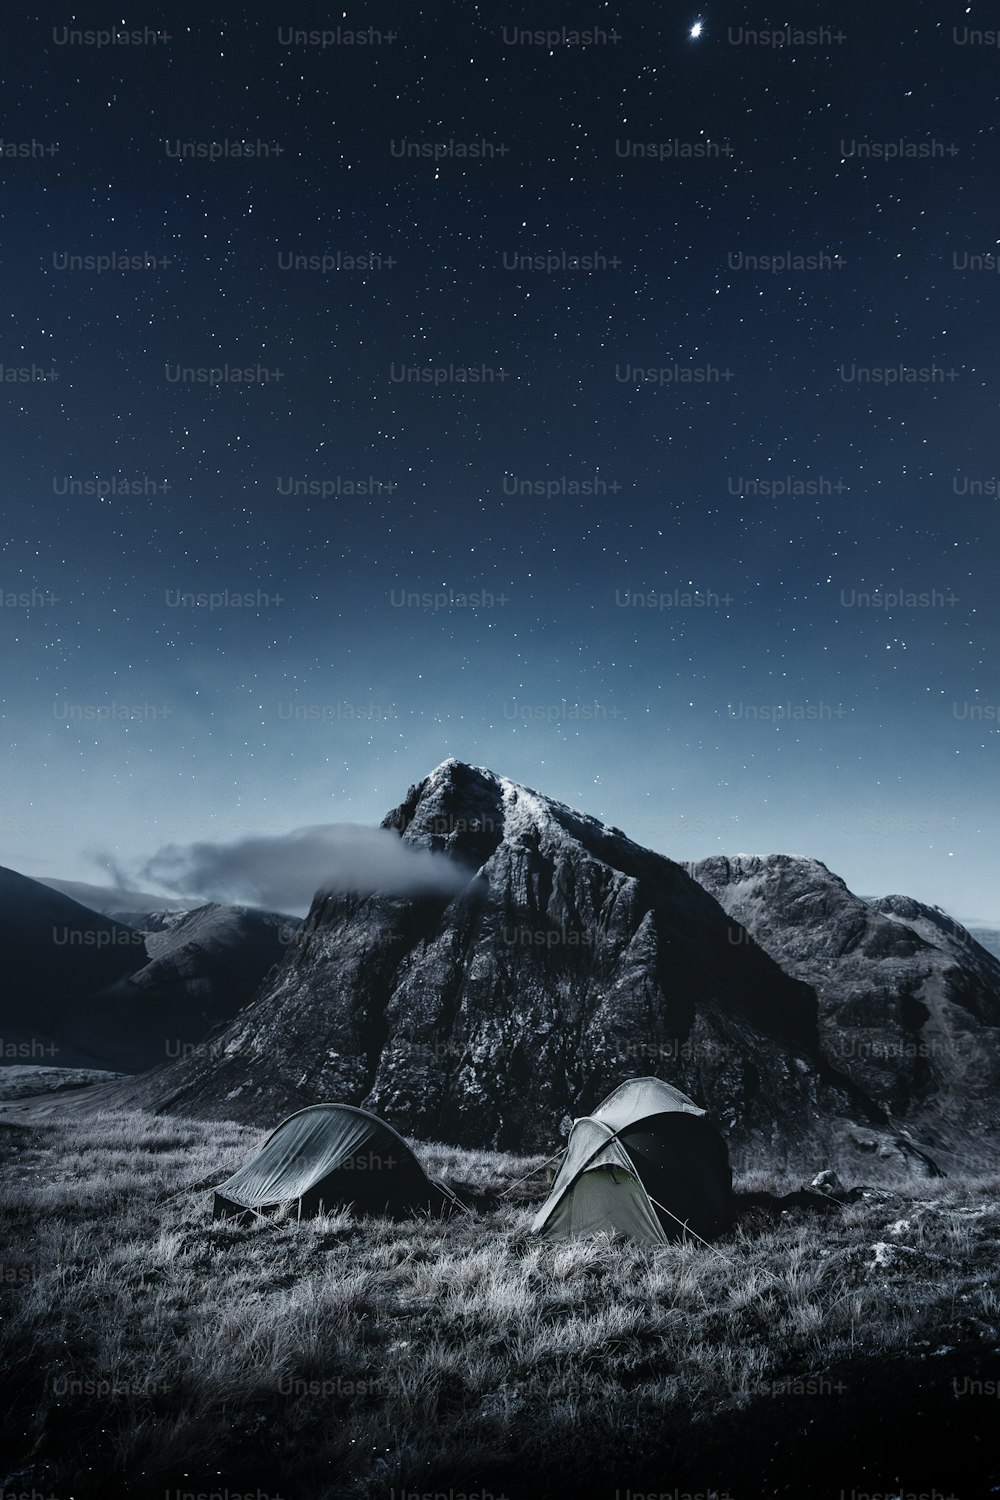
0, 866, 299, 1073
684, 857, 1000, 1173
105, 908, 195, 933
111, 759, 999, 1178
0, 865, 149, 1067
121, 903, 299, 1017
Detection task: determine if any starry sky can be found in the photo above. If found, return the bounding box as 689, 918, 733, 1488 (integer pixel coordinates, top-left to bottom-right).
1, 1, 997, 923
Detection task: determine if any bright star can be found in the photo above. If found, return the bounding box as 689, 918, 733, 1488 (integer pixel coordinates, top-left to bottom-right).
689, 18, 705, 38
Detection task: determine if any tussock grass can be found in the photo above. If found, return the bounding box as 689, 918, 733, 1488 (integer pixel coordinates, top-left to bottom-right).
1, 1110, 999, 1499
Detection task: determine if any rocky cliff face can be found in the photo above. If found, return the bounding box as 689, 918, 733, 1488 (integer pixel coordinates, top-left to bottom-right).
114, 760, 999, 1178
685, 856, 1000, 1173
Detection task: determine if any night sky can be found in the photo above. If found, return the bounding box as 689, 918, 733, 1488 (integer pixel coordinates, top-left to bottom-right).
1, 2, 997, 923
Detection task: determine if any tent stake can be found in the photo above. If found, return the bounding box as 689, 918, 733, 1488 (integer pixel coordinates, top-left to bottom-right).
644, 1191, 737, 1268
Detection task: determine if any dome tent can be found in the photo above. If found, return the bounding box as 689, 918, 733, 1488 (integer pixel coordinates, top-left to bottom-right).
531, 1077, 733, 1246
213, 1102, 458, 1222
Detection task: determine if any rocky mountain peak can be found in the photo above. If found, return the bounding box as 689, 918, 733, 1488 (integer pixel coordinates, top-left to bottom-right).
381, 759, 634, 874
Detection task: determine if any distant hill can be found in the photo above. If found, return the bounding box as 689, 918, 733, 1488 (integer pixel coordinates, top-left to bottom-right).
0, 866, 299, 1074
965, 926, 1000, 964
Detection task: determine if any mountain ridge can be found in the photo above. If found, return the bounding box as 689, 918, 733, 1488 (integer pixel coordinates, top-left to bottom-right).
0, 865, 299, 1071
10, 763, 996, 1178
94, 760, 998, 1177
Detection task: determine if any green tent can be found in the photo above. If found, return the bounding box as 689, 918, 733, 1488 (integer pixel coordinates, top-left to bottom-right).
531, 1077, 733, 1245
213, 1102, 457, 1222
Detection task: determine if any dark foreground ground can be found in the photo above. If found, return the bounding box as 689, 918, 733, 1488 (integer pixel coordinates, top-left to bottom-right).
1, 1109, 999, 1500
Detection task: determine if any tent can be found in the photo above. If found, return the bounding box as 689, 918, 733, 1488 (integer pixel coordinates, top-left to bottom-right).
531, 1077, 733, 1246
213, 1102, 458, 1222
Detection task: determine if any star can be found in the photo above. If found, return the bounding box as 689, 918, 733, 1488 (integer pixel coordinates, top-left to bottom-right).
689, 18, 705, 39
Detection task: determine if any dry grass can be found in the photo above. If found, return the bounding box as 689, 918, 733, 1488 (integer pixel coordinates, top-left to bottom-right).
1, 1111, 999, 1499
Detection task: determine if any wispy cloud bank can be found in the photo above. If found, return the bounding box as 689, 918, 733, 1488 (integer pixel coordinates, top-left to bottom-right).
136, 824, 468, 915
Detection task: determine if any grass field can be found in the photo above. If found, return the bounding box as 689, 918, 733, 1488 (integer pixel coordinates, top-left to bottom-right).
1, 1110, 999, 1499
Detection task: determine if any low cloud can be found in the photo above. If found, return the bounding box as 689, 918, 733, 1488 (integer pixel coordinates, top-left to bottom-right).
40, 877, 190, 916
138, 824, 469, 915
